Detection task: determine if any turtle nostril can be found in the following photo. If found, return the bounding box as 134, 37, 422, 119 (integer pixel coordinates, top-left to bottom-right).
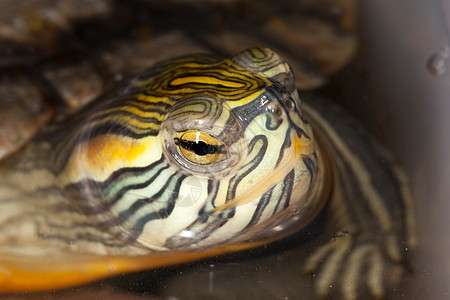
275, 106, 283, 117
286, 98, 295, 110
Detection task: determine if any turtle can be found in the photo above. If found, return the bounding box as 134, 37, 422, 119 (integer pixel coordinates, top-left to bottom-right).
0, 1, 417, 299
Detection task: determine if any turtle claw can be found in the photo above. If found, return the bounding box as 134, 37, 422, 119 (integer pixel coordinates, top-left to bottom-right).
340, 244, 384, 300
304, 232, 400, 300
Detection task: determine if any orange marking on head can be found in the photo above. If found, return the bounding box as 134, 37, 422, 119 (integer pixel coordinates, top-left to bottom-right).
295, 135, 315, 157
63, 134, 155, 182
87, 134, 146, 165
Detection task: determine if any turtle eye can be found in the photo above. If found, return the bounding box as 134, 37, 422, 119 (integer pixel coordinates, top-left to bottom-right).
174, 130, 226, 165
160, 94, 247, 178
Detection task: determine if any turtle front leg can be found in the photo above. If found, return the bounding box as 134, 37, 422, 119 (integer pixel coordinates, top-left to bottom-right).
303, 96, 417, 299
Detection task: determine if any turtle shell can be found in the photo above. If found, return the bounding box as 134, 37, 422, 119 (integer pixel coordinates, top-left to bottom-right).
0, 1, 417, 300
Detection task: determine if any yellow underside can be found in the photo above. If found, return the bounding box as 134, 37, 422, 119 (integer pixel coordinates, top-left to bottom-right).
0, 240, 270, 293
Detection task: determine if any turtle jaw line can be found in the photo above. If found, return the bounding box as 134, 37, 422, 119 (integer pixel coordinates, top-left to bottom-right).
211, 135, 316, 213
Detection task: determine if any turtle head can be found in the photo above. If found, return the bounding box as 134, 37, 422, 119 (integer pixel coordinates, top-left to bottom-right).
61, 48, 323, 252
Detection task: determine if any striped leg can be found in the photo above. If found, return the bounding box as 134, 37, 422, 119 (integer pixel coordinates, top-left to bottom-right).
302, 94, 417, 299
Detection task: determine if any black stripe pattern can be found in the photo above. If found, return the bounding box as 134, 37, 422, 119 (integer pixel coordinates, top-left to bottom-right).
0, 48, 319, 257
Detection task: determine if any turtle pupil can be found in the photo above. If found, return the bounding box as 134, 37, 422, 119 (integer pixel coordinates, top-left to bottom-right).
175, 138, 219, 156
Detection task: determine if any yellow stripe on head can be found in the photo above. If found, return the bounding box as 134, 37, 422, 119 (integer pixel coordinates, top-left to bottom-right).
170, 76, 246, 88
62, 134, 159, 183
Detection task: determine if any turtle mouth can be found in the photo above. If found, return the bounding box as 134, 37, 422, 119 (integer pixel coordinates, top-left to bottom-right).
163, 136, 321, 250
137, 131, 320, 251
211, 134, 316, 213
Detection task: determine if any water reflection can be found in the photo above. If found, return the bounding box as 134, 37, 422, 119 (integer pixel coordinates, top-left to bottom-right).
426, 46, 449, 76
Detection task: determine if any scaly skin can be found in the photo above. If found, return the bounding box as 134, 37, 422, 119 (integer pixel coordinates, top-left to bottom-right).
0, 48, 416, 299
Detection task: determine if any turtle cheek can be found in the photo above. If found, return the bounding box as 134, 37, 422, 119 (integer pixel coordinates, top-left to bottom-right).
60, 134, 161, 185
